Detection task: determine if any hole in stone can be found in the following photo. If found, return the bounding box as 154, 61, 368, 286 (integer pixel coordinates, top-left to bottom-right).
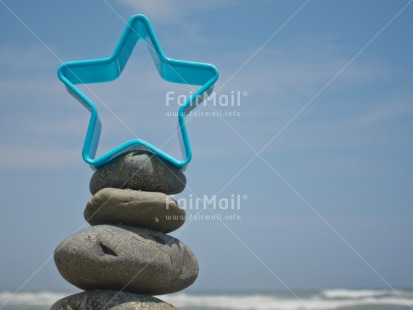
152, 235, 165, 244
100, 242, 118, 256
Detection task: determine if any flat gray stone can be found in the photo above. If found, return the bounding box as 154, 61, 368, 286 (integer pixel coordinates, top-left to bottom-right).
84, 188, 185, 233
89, 152, 186, 195
50, 290, 176, 309
54, 225, 198, 295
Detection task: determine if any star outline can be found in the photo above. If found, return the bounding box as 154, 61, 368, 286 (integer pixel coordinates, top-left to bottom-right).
58, 14, 219, 170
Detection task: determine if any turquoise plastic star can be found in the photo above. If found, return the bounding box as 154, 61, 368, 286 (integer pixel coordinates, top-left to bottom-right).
58, 14, 219, 170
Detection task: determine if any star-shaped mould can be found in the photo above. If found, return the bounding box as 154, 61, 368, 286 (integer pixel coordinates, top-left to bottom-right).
58, 14, 219, 170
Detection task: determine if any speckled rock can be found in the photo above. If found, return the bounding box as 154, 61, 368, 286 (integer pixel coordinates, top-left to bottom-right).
54, 225, 198, 295
89, 152, 186, 195
50, 290, 176, 310
84, 188, 185, 233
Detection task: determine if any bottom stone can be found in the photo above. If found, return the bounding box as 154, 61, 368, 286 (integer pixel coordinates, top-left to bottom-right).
50, 290, 176, 310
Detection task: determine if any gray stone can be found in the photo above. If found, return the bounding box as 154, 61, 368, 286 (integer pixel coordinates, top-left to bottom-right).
50, 290, 176, 310
84, 188, 185, 233
89, 152, 186, 195
54, 225, 198, 295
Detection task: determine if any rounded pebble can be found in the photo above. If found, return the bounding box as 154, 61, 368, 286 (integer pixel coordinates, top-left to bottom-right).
54, 225, 198, 295
84, 188, 185, 233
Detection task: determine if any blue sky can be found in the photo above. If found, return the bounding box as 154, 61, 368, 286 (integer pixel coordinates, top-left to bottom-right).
0, 0, 412, 295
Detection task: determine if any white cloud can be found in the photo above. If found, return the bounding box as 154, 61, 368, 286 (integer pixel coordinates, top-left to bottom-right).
0, 45, 57, 71
0, 147, 82, 169
347, 92, 413, 128
117, 0, 237, 23
216, 42, 387, 97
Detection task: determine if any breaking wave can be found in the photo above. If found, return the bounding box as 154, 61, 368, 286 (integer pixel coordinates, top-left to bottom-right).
1, 289, 413, 309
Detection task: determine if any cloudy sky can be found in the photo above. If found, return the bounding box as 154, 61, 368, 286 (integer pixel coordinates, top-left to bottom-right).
0, 0, 412, 295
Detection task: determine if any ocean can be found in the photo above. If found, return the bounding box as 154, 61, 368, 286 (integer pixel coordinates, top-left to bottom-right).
1, 289, 413, 310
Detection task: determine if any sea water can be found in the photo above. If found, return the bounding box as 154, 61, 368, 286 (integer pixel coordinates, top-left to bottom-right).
1, 289, 413, 310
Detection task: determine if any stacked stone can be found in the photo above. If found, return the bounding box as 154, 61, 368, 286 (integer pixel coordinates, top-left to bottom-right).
51, 152, 197, 310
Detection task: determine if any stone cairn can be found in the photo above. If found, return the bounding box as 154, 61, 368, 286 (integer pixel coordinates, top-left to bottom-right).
51, 152, 197, 310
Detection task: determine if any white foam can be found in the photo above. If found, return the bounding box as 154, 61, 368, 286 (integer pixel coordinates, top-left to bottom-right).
0, 291, 67, 306
1, 290, 412, 309
162, 293, 413, 310
321, 288, 393, 299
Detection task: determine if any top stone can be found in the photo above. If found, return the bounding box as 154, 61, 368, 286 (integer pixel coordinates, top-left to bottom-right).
90, 152, 186, 195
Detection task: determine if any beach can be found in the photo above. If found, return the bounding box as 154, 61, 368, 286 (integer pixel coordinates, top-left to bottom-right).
1, 289, 413, 310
